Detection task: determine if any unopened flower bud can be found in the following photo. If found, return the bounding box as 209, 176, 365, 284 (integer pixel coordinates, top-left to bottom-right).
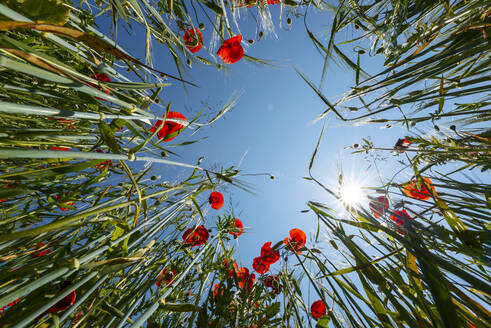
199, 23, 205, 30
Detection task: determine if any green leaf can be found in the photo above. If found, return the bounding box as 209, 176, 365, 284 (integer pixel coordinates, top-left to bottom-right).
160, 303, 201, 312
201, 1, 224, 15
315, 314, 331, 328
265, 302, 280, 318
98, 121, 121, 154
197, 307, 209, 328
5, 0, 70, 25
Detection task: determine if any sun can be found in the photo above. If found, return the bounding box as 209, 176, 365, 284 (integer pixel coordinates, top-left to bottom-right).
339, 182, 365, 206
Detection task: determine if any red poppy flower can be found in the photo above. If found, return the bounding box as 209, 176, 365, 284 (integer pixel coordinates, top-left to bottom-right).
182, 225, 209, 247
213, 283, 226, 301
55, 195, 74, 212
217, 35, 244, 64
47, 282, 76, 314
310, 300, 326, 319
88, 73, 111, 100
236, 267, 252, 289
236, 268, 255, 291
156, 268, 177, 287
50, 146, 70, 151
260, 241, 279, 264
183, 29, 203, 53
223, 259, 239, 277
208, 191, 224, 210
264, 274, 282, 294
245, 0, 256, 6
95, 149, 113, 170
369, 196, 389, 218
150, 111, 186, 142
283, 228, 306, 254
394, 138, 412, 153
252, 256, 270, 274
402, 177, 434, 201
267, 0, 280, 3
390, 209, 412, 227
229, 218, 244, 237
35, 243, 52, 257
246, 273, 255, 291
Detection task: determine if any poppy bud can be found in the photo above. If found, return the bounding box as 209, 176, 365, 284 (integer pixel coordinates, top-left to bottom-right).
258, 31, 264, 38
248, 39, 254, 44
199, 23, 205, 30
353, 143, 359, 148
208, 229, 212, 232
358, 50, 365, 55
354, 24, 359, 29
270, 175, 275, 180
376, 47, 384, 54
155, 98, 160, 104
186, 59, 192, 66
286, 18, 292, 25
450, 125, 456, 131
151, 176, 157, 181
434, 125, 440, 131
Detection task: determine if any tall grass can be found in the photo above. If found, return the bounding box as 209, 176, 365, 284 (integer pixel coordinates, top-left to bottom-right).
290, 0, 490, 327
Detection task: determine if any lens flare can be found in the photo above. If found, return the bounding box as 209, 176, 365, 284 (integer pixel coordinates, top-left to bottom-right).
339, 182, 364, 206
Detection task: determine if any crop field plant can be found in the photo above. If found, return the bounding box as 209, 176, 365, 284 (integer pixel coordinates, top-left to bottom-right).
0, 0, 489, 328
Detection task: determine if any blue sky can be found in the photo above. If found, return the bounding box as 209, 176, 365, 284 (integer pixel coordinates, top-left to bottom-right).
92, 1, 422, 287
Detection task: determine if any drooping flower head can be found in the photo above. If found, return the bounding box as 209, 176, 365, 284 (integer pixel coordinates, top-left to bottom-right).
252, 256, 270, 274
283, 228, 306, 254
393, 137, 412, 153
310, 300, 326, 319
208, 191, 224, 210
150, 111, 186, 142
217, 35, 244, 64
402, 177, 434, 201
260, 241, 279, 264
369, 196, 389, 218
264, 274, 282, 294
183, 28, 203, 53
390, 209, 412, 227
229, 218, 244, 237
156, 268, 177, 287
182, 225, 209, 247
